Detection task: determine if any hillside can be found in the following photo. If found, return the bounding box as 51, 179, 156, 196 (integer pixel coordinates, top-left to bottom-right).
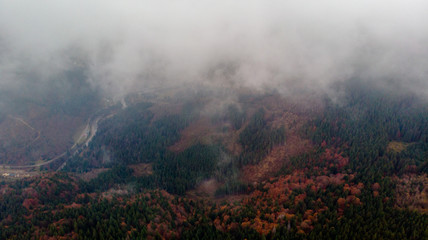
0, 66, 100, 167
1, 83, 427, 239
2, 1, 428, 239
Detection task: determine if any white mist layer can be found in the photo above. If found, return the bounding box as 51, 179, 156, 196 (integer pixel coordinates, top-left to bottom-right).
1, 0, 428, 98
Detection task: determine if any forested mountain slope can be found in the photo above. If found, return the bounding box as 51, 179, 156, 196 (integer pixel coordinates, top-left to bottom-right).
1, 83, 427, 239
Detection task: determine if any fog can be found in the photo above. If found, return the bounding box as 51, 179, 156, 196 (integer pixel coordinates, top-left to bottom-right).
1, 0, 428, 101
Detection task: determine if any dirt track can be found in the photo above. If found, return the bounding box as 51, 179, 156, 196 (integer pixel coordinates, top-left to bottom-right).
1, 110, 111, 170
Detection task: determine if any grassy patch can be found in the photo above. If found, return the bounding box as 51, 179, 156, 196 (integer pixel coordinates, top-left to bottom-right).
387, 141, 412, 153
129, 163, 153, 177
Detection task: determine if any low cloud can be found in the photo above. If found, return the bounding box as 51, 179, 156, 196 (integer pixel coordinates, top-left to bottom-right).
1, 0, 428, 100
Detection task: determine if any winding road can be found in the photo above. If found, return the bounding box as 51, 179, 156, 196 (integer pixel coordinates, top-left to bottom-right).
1, 88, 161, 172
1, 107, 117, 170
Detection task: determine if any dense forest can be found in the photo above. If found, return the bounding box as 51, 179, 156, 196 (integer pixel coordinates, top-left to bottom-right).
238, 108, 286, 165
1, 82, 428, 239
311, 80, 428, 179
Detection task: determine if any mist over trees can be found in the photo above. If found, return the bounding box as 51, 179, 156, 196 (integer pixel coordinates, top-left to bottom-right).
1, 1, 428, 239
1, 0, 428, 103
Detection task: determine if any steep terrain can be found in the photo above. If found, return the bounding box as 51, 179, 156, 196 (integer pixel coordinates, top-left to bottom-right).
1, 84, 428, 239
0, 67, 100, 167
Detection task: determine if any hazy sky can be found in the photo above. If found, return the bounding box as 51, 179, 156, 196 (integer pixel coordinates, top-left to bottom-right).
1, 0, 428, 98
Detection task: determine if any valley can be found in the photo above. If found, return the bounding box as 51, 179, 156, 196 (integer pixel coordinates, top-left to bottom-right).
1, 86, 427, 239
